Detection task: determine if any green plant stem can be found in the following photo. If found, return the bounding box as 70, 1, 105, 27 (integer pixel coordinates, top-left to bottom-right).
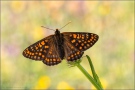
76, 63, 102, 90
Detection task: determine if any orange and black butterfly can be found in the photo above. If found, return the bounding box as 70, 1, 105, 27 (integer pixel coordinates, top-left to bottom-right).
22, 22, 99, 66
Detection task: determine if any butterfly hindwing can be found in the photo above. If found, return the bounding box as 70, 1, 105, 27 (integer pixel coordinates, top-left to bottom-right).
42, 39, 62, 66
63, 38, 84, 62
63, 32, 99, 51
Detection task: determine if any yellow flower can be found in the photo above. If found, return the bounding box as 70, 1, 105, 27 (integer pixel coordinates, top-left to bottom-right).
10, 1, 26, 13
32, 26, 44, 40
34, 76, 51, 89
98, 4, 111, 16
57, 81, 74, 90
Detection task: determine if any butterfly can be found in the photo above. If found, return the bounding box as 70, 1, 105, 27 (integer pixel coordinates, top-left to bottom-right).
22, 23, 99, 66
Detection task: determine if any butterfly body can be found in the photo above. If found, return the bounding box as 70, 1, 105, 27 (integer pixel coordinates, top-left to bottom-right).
23, 29, 99, 66
54, 29, 65, 60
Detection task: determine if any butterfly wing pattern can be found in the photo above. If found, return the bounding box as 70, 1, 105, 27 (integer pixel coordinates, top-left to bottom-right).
23, 29, 99, 66
63, 32, 99, 61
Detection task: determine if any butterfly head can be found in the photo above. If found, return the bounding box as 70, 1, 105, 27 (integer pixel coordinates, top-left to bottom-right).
55, 29, 60, 35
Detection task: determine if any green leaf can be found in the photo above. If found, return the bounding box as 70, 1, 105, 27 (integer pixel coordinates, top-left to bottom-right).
86, 55, 103, 88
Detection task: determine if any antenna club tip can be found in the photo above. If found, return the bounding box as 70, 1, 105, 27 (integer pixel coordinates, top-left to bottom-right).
69, 21, 72, 23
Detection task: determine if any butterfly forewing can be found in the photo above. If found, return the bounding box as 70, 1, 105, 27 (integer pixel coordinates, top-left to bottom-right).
23, 35, 52, 60
63, 32, 99, 51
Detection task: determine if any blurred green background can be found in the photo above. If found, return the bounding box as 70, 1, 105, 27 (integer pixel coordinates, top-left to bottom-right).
1, 1, 134, 89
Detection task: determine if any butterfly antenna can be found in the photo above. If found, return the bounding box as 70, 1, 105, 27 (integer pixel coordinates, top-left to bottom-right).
41, 26, 55, 31
59, 21, 71, 30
